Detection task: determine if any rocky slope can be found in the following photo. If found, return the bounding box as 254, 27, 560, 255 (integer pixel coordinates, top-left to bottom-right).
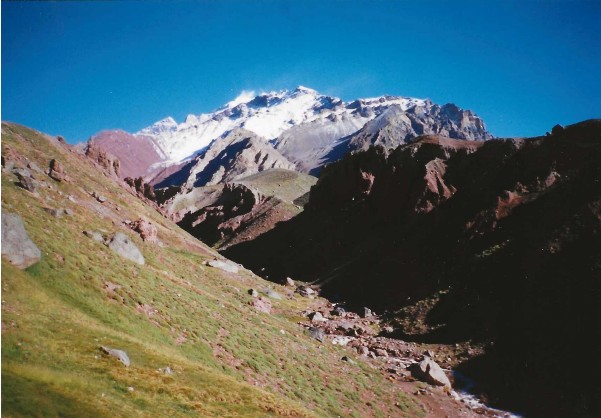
152, 128, 296, 189
89, 87, 491, 186
223, 120, 601, 417
8, 122, 498, 417
162, 169, 317, 250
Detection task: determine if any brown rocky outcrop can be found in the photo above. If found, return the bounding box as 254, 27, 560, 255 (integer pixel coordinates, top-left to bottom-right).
124, 177, 156, 201
130, 218, 158, 243
84, 139, 121, 178
48, 159, 69, 182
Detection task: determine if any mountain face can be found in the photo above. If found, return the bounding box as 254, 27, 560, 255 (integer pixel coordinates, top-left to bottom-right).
347, 102, 491, 153
152, 128, 296, 189
90, 87, 491, 187
223, 120, 601, 417
160, 169, 317, 250
88, 130, 166, 179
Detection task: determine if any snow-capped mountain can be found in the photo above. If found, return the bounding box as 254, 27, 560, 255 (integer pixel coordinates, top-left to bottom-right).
90, 86, 491, 183
135, 86, 429, 164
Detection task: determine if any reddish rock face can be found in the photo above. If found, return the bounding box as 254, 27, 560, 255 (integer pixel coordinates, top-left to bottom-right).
130, 218, 158, 243
89, 130, 165, 179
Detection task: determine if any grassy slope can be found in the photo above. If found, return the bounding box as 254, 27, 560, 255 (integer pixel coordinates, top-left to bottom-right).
233, 169, 317, 204
1, 123, 421, 417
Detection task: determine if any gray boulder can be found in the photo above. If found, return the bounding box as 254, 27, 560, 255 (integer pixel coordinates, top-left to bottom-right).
263, 289, 283, 300
1, 210, 42, 269
206, 259, 239, 273
107, 232, 145, 265
309, 327, 326, 342
83, 230, 105, 243
409, 357, 451, 388
14, 170, 37, 193
99, 346, 130, 367
308, 311, 326, 322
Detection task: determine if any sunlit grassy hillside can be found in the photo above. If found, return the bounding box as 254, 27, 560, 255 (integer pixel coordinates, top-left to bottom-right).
1, 122, 421, 417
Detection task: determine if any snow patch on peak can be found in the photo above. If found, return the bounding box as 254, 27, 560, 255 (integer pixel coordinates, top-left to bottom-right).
135, 87, 446, 164
226, 90, 256, 108
294, 85, 318, 94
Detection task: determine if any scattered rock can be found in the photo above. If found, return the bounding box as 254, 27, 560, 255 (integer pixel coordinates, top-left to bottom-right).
251, 297, 272, 313
341, 355, 355, 364
83, 230, 105, 243
205, 259, 239, 273
248, 288, 259, 297
285, 277, 295, 287
309, 327, 326, 342
295, 285, 315, 297
14, 170, 37, 193
357, 346, 370, 356
1, 155, 15, 172
1, 210, 42, 269
362, 307, 374, 318
130, 218, 158, 243
375, 348, 389, 357
382, 326, 394, 334
263, 289, 282, 300
409, 357, 452, 388
332, 336, 351, 346
99, 346, 130, 367
48, 159, 67, 182
92, 192, 107, 203
44, 207, 64, 218
308, 311, 327, 322
107, 232, 145, 265
331, 306, 346, 316
424, 349, 435, 358
27, 161, 43, 173
64, 208, 74, 216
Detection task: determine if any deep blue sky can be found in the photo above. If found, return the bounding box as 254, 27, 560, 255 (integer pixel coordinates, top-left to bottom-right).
2, 1, 600, 143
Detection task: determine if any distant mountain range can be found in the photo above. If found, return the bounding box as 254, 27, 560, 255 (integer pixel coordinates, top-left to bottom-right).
88, 86, 492, 187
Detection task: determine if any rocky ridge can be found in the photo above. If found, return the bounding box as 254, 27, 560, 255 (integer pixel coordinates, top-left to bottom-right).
223, 120, 601, 417
87, 87, 491, 188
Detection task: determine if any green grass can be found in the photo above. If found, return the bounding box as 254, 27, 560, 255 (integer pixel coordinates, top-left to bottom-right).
1, 122, 422, 417
233, 169, 317, 204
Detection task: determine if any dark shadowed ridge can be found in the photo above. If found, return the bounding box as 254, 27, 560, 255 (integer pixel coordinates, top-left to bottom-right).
223, 119, 601, 417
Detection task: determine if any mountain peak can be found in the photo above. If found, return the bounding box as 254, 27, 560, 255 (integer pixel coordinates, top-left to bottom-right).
293, 85, 318, 94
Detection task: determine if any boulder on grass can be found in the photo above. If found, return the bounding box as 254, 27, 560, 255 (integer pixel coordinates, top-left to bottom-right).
99, 346, 130, 367
48, 159, 67, 182
309, 327, 326, 342
107, 232, 145, 265
206, 259, 239, 274
1, 210, 42, 269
